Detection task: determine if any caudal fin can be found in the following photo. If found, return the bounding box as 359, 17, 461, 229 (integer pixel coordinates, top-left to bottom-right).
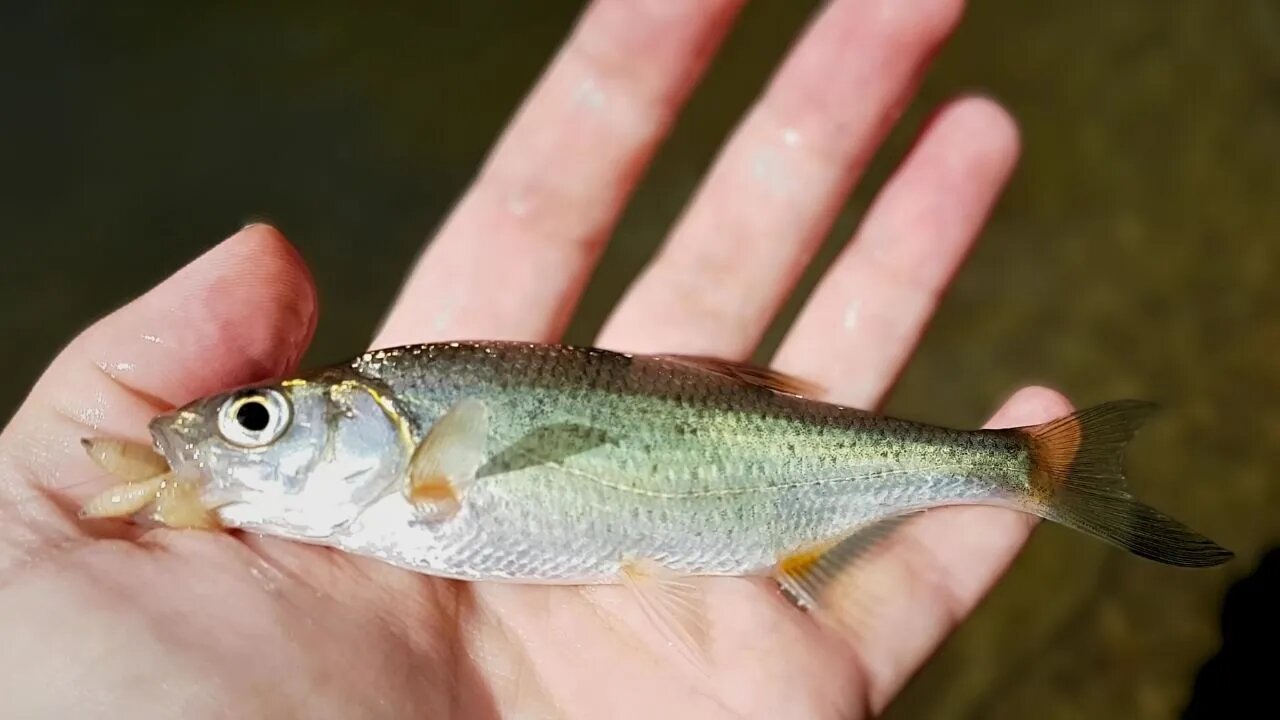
1020, 400, 1233, 568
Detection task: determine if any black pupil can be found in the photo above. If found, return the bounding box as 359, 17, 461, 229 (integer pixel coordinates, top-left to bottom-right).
236, 400, 271, 433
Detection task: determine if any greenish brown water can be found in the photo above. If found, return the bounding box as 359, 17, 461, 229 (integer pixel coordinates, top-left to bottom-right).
1, 2, 1276, 717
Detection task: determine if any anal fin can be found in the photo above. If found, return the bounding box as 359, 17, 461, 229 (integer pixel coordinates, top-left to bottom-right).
774, 514, 916, 641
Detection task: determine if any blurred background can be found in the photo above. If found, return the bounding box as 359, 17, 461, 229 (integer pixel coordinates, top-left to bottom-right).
1, 2, 1275, 717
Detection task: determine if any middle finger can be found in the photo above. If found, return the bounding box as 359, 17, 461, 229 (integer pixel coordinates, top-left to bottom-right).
600, 0, 965, 356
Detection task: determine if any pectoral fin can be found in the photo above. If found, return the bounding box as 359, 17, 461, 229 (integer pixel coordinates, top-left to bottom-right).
406, 398, 489, 520
774, 514, 916, 640
619, 559, 711, 672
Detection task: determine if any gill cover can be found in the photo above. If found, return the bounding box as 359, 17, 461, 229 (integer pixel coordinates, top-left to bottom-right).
150, 377, 412, 539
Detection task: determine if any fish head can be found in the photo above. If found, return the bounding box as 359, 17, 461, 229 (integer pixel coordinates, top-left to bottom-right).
149, 374, 412, 539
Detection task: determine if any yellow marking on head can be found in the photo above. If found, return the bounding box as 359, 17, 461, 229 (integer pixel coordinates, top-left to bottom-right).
281, 378, 308, 388
359, 383, 417, 459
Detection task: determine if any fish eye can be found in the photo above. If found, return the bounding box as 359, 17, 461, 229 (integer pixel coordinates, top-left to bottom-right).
217, 389, 291, 447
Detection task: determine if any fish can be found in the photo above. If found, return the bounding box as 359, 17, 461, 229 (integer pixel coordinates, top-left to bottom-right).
80, 340, 1233, 661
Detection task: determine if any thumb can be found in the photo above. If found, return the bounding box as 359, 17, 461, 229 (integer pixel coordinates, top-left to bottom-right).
0, 224, 317, 546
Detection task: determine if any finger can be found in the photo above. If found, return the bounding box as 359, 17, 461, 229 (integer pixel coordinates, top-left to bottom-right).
600, 0, 966, 356
853, 386, 1073, 713
762, 95, 1031, 709
375, 0, 745, 348
0, 225, 317, 543
772, 96, 1021, 409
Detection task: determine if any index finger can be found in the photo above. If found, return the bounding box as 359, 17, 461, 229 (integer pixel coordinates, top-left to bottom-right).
374, 0, 743, 348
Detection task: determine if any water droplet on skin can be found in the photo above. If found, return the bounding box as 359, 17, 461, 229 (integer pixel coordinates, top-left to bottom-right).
573, 77, 606, 110
431, 298, 457, 333
72, 398, 107, 430
752, 148, 792, 196
95, 360, 136, 378
141, 334, 164, 345
507, 192, 532, 217
248, 562, 281, 593
842, 299, 862, 331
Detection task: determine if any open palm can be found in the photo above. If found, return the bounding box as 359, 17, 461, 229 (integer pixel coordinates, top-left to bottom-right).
0, 1, 1072, 717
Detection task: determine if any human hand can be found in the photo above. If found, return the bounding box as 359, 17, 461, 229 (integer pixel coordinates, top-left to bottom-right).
0, 1, 1071, 717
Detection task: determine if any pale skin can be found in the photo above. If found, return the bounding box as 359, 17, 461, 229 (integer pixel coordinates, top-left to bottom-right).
0, 1, 1074, 717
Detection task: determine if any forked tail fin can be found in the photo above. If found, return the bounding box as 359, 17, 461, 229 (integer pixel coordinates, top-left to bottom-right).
1020, 400, 1233, 568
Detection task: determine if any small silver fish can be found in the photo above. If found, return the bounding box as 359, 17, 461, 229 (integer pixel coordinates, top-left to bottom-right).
83, 341, 1232, 659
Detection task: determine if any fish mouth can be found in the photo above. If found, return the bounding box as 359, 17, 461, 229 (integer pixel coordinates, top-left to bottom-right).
148, 410, 204, 474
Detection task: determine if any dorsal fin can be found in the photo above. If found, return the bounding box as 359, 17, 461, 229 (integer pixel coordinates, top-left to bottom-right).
656, 355, 824, 398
